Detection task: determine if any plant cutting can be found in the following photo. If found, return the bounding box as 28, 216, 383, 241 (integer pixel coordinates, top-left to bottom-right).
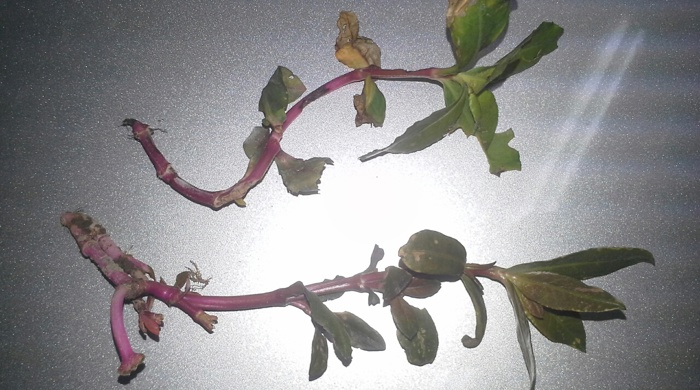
63, 1, 654, 388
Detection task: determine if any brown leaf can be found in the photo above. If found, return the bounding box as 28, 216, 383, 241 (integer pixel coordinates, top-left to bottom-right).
335, 11, 381, 68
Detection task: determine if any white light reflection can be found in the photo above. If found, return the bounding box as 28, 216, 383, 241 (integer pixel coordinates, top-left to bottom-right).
518, 22, 644, 218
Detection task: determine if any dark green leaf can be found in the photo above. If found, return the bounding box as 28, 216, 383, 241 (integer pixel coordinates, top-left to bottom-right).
382, 266, 414, 306
390, 297, 439, 366
259, 66, 306, 127
505, 280, 537, 390
506, 271, 626, 313
517, 285, 587, 352
335, 311, 386, 351
398, 230, 467, 279
446, 0, 511, 70
402, 279, 442, 299
302, 286, 353, 366
457, 22, 564, 94
309, 327, 328, 381
358, 88, 465, 161
508, 247, 655, 281
275, 151, 334, 196
460, 275, 487, 348
354, 76, 386, 127
367, 290, 380, 306
364, 244, 385, 273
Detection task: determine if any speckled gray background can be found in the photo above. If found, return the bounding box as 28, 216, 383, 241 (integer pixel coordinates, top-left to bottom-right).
1, 1, 698, 389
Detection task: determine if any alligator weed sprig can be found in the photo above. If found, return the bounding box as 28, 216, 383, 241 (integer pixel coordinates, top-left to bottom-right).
62, 212, 653, 388
121, 1, 563, 209
64, 1, 655, 389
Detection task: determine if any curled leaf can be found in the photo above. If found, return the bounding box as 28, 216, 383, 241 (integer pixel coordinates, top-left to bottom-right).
398, 230, 467, 279
275, 151, 334, 196
460, 275, 487, 348
446, 0, 510, 70
259, 66, 306, 127
353, 76, 386, 127
335, 11, 381, 68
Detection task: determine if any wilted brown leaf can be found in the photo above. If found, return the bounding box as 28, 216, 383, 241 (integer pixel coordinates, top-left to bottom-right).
335, 11, 381, 68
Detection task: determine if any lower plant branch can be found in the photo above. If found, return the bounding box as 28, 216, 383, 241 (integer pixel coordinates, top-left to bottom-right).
122, 66, 446, 210
61, 211, 455, 376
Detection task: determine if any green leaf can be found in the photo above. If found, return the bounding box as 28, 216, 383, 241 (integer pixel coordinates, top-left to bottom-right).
517, 286, 587, 352
457, 22, 564, 94
402, 278, 442, 300
242, 127, 270, 174
506, 271, 626, 313
504, 280, 537, 390
390, 297, 439, 366
258, 66, 306, 127
382, 266, 414, 306
309, 327, 328, 381
335, 311, 386, 351
358, 87, 466, 161
442, 79, 475, 135
460, 275, 487, 348
508, 247, 655, 281
274, 151, 334, 196
363, 244, 385, 273
398, 230, 467, 279
354, 76, 386, 127
446, 0, 511, 70
470, 89, 521, 176
301, 285, 353, 366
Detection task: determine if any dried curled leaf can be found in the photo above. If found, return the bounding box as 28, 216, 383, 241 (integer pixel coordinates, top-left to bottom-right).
335, 11, 381, 68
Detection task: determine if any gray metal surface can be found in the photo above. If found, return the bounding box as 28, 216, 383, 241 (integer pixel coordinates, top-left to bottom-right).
1, 1, 698, 389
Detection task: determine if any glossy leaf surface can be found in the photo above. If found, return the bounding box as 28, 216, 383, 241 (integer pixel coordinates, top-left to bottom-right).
506, 271, 626, 312
508, 247, 655, 281
457, 22, 564, 94
446, 0, 510, 70
358, 89, 465, 161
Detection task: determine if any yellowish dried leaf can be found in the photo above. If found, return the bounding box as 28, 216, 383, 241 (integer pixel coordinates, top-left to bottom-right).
335, 11, 381, 68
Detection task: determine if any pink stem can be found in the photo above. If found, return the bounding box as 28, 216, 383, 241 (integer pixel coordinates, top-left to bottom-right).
111, 285, 145, 375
